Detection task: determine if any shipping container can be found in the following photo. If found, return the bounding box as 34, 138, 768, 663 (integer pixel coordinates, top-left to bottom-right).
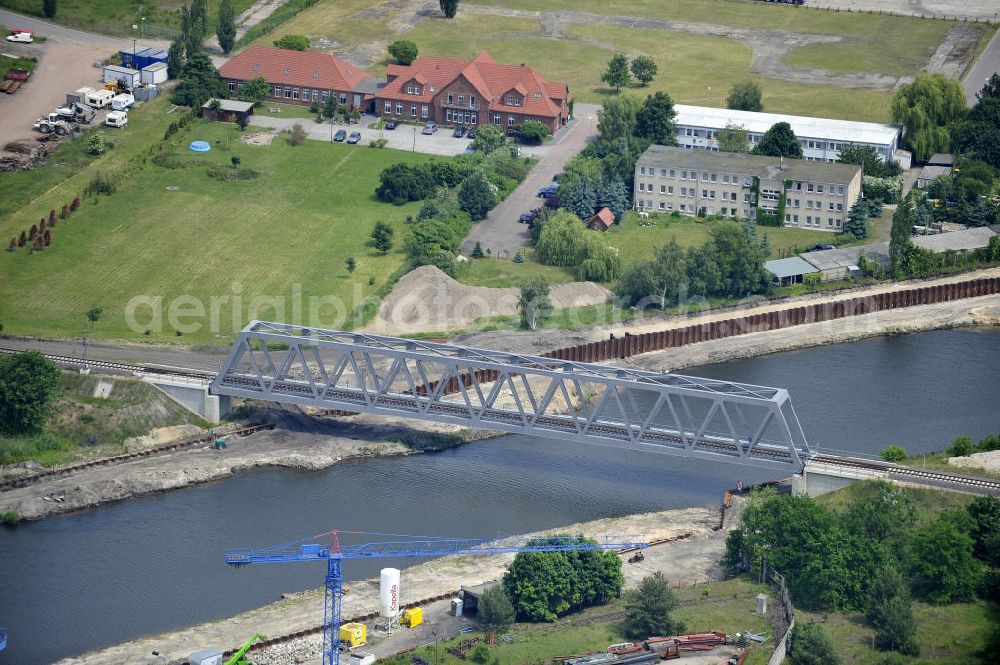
103, 65, 141, 90
141, 62, 168, 84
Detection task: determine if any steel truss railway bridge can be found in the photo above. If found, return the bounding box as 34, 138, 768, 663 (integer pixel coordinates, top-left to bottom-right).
210, 321, 813, 471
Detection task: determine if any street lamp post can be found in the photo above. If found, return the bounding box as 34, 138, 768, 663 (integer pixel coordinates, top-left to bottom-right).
141, 17, 146, 42
412, 126, 416, 152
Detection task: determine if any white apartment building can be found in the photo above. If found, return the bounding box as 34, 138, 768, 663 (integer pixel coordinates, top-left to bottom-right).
634, 145, 863, 233
673, 104, 907, 167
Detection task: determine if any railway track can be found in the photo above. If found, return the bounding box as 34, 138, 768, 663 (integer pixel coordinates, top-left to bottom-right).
0, 424, 274, 492
0, 346, 215, 380
811, 454, 1000, 494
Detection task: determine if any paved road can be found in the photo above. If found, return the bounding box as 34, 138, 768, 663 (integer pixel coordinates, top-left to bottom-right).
460, 103, 601, 257
963, 21, 1000, 104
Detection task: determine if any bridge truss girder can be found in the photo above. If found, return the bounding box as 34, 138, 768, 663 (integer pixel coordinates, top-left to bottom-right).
211, 322, 811, 470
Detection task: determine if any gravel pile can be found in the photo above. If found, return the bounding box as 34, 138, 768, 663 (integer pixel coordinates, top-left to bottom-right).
251, 633, 323, 665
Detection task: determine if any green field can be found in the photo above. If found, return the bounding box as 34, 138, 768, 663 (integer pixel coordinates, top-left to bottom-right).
262, 0, 995, 123
0, 0, 255, 35
0, 116, 434, 343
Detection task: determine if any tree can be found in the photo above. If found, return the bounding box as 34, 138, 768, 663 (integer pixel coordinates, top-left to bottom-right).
717, 122, 749, 153
891, 72, 967, 163
787, 622, 839, 665
634, 91, 677, 145
503, 536, 623, 620
518, 277, 551, 330
86, 305, 104, 329
324, 94, 337, 120
519, 120, 551, 145
239, 77, 270, 106
623, 572, 683, 640
42, 0, 57, 18
844, 197, 869, 239
458, 173, 494, 221
630, 55, 657, 86
388, 40, 418, 65
597, 95, 641, 142
752, 122, 803, 158
478, 585, 516, 635
837, 145, 901, 179
889, 197, 915, 276
966, 496, 1000, 565
726, 81, 763, 112
561, 175, 598, 220
181, 3, 205, 60
601, 54, 631, 92
191, 0, 209, 36
171, 53, 222, 108
167, 37, 185, 79
842, 482, 915, 544
596, 178, 629, 221
376, 163, 437, 205
439, 0, 459, 18
907, 512, 983, 604
345, 257, 357, 274
273, 35, 310, 51
0, 351, 60, 435
471, 124, 506, 154
217, 0, 237, 55
879, 446, 907, 462
88, 133, 108, 156
288, 123, 307, 146
371, 220, 395, 254
471, 241, 485, 259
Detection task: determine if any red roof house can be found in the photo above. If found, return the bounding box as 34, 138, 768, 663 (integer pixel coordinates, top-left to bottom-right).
218, 46, 375, 109
374, 51, 571, 133
587, 207, 615, 232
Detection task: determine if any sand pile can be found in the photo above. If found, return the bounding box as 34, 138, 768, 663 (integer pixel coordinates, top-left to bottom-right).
368, 265, 611, 334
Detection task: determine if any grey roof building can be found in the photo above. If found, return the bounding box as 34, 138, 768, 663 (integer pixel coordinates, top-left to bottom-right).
634, 145, 863, 232
912, 226, 999, 252
764, 257, 821, 286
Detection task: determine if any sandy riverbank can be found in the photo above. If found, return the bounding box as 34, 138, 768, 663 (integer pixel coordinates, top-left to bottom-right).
0, 408, 495, 522
55, 503, 735, 665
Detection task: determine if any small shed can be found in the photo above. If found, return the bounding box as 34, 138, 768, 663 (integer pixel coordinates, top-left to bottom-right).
916, 165, 952, 189
103, 64, 141, 89
764, 257, 821, 286
201, 98, 254, 124
927, 153, 955, 167
141, 62, 168, 85
587, 207, 615, 231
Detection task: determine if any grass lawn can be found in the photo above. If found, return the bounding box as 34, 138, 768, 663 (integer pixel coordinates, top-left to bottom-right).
394, 578, 774, 665
257, 101, 321, 119
249, 0, 389, 49
0, 118, 436, 343
0, 0, 255, 34
457, 249, 575, 288
605, 213, 861, 263
0, 53, 36, 80
815, 480, 975, 527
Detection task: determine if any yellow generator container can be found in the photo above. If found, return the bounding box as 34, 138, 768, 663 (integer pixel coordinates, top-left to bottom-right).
340, 623, 367, 648
401, 607, 423, 628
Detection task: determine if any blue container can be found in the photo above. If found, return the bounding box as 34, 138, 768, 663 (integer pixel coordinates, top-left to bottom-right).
189, 141, 211, 153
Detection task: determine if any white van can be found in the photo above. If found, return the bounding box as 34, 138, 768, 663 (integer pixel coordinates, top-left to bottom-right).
85, 89, 114, 109
105, 111, 128, 128
111, 93, 134, 111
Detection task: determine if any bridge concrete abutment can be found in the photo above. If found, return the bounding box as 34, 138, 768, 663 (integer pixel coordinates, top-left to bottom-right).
792, 461, 887, 497
144, 375, 231, 422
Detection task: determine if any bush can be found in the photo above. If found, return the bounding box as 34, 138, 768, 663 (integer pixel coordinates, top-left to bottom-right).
519, 120, 551, 145
88, 132, 109, 155
470, 643, 490, 664
369, 138, 388, 149
273, 34, 310, 51
787, 622, 839, 665
288, 123, 307, 146
623, 572, 683, 640
376, 163, 438, 205
84, 172, 117, 197
388, 39, 418, 65
946, 435, 976, 457
879, 446, 907, 462
1, 511, 20, 526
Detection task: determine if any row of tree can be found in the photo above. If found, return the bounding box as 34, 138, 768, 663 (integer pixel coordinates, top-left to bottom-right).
724, 483, 1000, 658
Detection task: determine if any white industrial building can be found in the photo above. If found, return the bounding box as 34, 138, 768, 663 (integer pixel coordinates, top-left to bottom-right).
672, 105, 908, 168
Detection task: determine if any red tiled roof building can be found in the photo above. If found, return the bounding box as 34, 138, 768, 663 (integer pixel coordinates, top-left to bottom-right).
587, 207, 615, 232
374, 52, 571, 134
219, 46, 376, 109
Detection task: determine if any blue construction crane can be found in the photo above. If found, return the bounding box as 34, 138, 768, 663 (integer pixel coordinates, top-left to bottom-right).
226, 531, 648, 665
0, 628, 6, 652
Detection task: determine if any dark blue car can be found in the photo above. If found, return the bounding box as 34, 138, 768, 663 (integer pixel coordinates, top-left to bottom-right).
537, 184, 559, 198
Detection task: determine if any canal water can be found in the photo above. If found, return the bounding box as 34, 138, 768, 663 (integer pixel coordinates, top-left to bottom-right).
1, 328, 998, 664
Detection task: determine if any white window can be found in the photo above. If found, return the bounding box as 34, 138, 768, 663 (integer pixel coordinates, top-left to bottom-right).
284, 87, 291, 99
508, 116, 516, 126
469, 95, 476, 107
807, 183, 814, 192
421, 105, 428, 118
638, 183, 645, 192
396, 103, 403, 114
817, 184, 824, 193
836, 203, 843, 211
668, 186, 673, 194
274, 85, 281, 97
669, 169, 675, 178
292, 87, 299, 100
312, 90, 319, 102
659, 201, 666, 209
661, 169, 667, 177
447, 93, 454, 104
640, 166, 646, 175
702, 172, 709, 181
385, 101, 392, 113
660, 185, 666, 194
227, 81, 235, 92
321, 90, 328, 102
493, 114, 501, 124
411, 104, 417, 116
340, 93, 347, 104
723, 174, 730, 184
681, 171, 687, 180
446, 110, 452, 122
829, 202, 834, 210
471, 114, 477, 125
702, 189, 708, 197
838, 185, 844, 195
458, 95, 464, 103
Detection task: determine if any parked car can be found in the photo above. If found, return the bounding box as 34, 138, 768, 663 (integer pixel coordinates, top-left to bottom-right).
518, 208, 541, 224
422, 122, 438, 135
806, 243, 835, 252
452, 125, 466, 138
384, 119, 398, 130
347, 131, 361, 144
552, 172, 565, 182
537, 183, 559, 198
6, 31, 33, 43
333, 129, 347, 142
466, 128, 477, 139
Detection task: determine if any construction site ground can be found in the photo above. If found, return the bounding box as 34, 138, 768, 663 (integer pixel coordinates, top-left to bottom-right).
54, 502, 740, 665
